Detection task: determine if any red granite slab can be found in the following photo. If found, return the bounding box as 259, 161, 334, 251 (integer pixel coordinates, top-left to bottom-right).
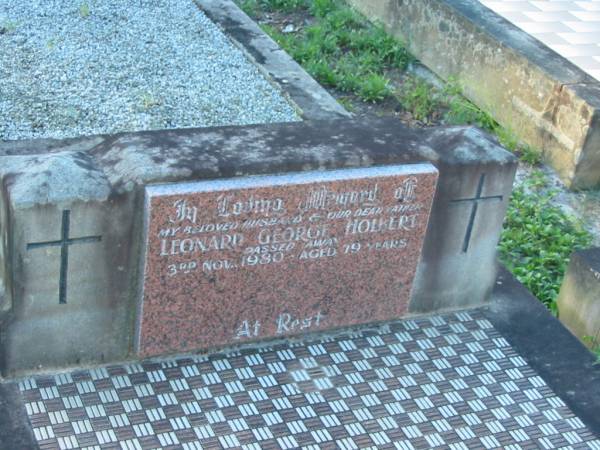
136, 164, 438, 356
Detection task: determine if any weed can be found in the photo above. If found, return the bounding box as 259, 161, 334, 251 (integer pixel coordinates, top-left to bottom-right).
499, 172, 592, 312
261, 24, 298, 55
494, 126, 519, 152
445, 95, 497, 131
441, 79, 496, 131
305, 59, 337, 86
349, 27, 411, 70
247, 0, 410, 104
322, 7, 363, 31
399, 78, 438, 122
336, 96, 355, 112
518, 144, 542, 166
441, 81, 543, 164
333, 54, 362, 91
140, 92, 160, 110
240, 0, 307, 14
582, 333, 600, 364
79, 2, 91, 18
357, 74, 390, 102
263, 0, 308, 12
240, 0, 260, 16
0, 20, 18, 34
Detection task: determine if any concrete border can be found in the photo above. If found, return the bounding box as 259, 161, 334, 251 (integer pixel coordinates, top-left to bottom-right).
346, 0, 600, 189
194, 0, 349, 121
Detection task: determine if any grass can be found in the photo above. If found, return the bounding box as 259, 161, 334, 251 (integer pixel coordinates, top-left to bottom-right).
499, 171, 592, 313
238, 0, 592, 310
399, 78, 439, 122
245, 0, 412, 103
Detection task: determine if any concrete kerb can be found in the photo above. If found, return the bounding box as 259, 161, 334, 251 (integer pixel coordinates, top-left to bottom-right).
195, 0, 350, 121
346, 0, 600, 190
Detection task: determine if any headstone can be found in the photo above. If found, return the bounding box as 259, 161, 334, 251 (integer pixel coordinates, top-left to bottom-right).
0, 118, 517, 375
137, 165, 437, 356
557, 248, 600, 347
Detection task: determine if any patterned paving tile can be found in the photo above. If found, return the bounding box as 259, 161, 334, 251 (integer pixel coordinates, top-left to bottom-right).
479, 0, 600, 81
17, 311, 600, 449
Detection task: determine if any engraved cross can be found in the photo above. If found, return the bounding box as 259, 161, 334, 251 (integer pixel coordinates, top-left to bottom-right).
450, 174, 503, 253
27, 210, 102, 304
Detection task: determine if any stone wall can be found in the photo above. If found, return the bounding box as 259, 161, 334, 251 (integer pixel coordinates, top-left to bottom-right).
346, 0, 600, 189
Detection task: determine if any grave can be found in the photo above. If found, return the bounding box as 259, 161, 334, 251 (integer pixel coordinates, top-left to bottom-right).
1, 0, 600, 448
0, 118, 517, 374
557, 247, 600, 347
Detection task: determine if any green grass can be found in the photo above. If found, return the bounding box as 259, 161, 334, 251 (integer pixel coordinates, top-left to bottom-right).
583, 335, 600, 364
399, 78, 439, 121
248, 0, 411, 103
499, 171, 592, 313
241, 0, 308, 13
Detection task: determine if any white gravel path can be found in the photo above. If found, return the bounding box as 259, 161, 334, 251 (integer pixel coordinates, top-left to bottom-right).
0, 0, 300, 141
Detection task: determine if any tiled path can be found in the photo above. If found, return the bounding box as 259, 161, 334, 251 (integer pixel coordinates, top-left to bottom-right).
14, 311, 600, 449
479, 0, 600, 81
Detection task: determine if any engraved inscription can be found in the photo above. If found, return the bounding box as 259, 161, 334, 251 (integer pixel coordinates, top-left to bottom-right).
27, 210, 102, 304
138, 165, 438, 356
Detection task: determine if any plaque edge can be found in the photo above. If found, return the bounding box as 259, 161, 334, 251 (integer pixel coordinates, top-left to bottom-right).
133, 191, 152, 355
145, 163, 438, 197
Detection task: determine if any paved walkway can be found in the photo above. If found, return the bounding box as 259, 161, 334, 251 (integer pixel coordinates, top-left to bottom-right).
10, 310, 600, 449
479, 0, 600, 81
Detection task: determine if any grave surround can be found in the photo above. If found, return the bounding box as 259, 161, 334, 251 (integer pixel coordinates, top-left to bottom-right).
2, 1, 600, 446
138, 165, 438, 356
0, 0, 515, 377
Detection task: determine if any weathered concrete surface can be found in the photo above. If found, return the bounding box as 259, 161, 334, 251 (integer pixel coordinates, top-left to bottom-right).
557, 248, 600, 346
410, 129, 516, 313
346, 0, 600, 189
0, 119, 516, 375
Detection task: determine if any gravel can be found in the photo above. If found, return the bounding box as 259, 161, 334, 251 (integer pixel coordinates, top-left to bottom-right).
0, 0, 300, 141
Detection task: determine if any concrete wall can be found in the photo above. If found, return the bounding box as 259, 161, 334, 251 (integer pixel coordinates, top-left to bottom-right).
346, 0, 600, 189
